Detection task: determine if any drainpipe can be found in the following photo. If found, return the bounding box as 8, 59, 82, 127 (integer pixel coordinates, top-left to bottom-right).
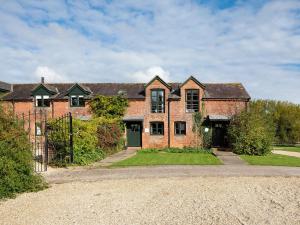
168, 99, 170, 148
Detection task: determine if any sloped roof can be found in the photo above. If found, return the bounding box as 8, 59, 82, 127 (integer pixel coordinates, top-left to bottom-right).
203, 83, 250, 99
0, 81, 11, 92
1, 81, 250, 101
32, 83, 58, 95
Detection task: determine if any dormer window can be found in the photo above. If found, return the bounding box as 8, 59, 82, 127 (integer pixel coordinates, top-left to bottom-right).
35, 95, 50, 107
151, 89, 165, 113
70, 95, 85, 107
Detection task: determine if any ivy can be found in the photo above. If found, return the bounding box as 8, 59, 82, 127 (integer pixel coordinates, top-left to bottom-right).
89, 94, 128, 119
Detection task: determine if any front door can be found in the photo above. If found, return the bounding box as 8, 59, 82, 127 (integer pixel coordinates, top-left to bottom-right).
126, 122, 142, 147
212, 127, 224, 147
212, 123, 228, 147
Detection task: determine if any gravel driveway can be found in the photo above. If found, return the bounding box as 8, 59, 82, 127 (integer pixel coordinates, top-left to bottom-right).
0, 177, 299, 225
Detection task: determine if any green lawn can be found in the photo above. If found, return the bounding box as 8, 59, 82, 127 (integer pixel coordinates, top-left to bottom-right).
111, 152, 222, 167
273, 146, 300, 152
241, 154, 300, 167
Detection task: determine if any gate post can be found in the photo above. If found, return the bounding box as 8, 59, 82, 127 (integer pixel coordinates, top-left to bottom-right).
69, 112, 74, 163
44, 112, 48, 171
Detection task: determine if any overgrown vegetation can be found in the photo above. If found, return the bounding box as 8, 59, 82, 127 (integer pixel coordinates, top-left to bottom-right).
72, 117, 125, 165
251, 100, 300, 144
0, 106, 46, 199
48, 95, 127, 166
192, 111, 212, 149
89, 94, 128, 118
228, 109, 275, 155
228, 99, 300, 155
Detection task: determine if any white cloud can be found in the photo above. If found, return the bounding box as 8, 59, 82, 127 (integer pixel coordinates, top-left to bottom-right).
0, 0, 300, 102
130, 66, 170, 83
34, 66, 68, 83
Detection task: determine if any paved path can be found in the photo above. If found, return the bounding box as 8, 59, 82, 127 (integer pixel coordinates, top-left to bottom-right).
213, 149, 247, 165
272, 150, 300, 158
44, 165, 300, 184
93, 148, 137, 166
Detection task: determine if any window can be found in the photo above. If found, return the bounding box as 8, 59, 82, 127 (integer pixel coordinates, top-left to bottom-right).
70, 95, 85, 107
35, 122, 42, 136
151, 89, 165, 113
186, 89, 199, 112
175, 122, 186, 135
150, 122, 164, 135
35, 95, 50, 107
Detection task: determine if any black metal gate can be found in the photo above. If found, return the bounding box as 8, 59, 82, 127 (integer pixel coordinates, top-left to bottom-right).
46, 112, 74, 166
16, 110, 73, 172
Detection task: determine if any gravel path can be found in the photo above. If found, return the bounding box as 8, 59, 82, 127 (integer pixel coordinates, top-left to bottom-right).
44, 165, 300, 184
0, 177, 299, 225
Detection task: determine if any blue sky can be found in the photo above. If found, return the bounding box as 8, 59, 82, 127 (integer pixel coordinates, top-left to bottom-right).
0, 0, 300, 103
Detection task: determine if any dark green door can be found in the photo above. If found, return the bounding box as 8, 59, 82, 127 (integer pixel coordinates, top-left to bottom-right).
126, 122, 142, 147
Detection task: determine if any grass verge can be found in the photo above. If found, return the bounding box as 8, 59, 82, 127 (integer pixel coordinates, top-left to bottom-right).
111, 151, 222, 167
240, 153, 300, 167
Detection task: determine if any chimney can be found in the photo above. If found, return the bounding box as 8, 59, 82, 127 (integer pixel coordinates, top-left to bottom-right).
41, 77, 45, 84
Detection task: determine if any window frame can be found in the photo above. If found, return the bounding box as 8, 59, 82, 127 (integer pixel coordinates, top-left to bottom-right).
70, 95, 85, 107
151, 89, 165, 113
35, 122, 43, 136
35, 95, 50, 107
174, 121, 186, 135
185, 89, 199, 113
150, 122, 164, 135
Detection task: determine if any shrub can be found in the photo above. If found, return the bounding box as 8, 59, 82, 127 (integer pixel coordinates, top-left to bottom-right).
96, 118, 125, 155
90, 94, 128, 119
0, 107, 46, 199
48, 118, 105, 166
228, 110, 275, 155
72, 119, 104, 165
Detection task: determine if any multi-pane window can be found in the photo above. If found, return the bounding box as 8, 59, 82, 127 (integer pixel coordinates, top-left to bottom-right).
35, 95, 50, 107
175, 121, 186, 135
70, 95, 85, 107
151, 89, 165, 113
186, 89, 199, 112
150, 122, 164, 135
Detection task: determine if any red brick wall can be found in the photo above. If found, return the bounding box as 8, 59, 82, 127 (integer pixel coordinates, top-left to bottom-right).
142, 79, 171, 148
168, 79, 205, 148
204, 100, 248, 116
1, 80, 249, 149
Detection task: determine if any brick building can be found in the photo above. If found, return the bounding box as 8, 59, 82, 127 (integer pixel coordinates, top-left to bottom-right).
0, 76, 250, 149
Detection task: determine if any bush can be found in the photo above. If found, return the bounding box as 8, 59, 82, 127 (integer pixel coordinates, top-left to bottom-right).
251, 100, 300, 144
90, 94, 128, 119
72, 119, 105, 165
0, 107, 46, 199
47, 118, 105, 166
228, 110, 275, 155
96, 118, 125, 155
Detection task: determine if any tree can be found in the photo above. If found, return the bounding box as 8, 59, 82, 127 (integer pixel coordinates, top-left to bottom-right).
250, 100, 300, 144
228, 109, 275, 155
